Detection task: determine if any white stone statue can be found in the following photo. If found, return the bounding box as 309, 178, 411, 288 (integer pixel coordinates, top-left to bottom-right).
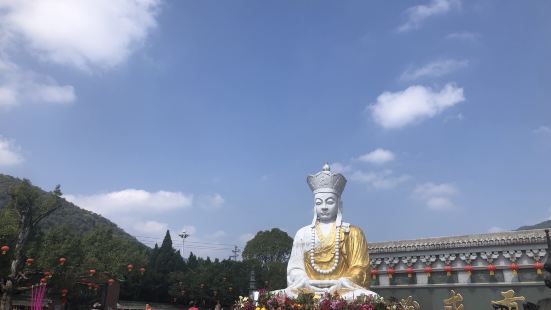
281, 164, 377, 299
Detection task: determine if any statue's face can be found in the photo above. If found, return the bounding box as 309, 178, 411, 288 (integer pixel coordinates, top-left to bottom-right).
314, 192, 339, 223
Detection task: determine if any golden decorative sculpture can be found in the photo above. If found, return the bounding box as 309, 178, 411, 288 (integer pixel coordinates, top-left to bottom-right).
491, 290, 526, 310
399, 296, 420, 310
443, 290, 464, 310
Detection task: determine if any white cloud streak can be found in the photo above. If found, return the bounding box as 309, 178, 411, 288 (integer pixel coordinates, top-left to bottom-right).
0, 57, 75, 107
0, 135, 24, 166
446, 32, 480, 41
358, 149, 395, 165
198, 193, 225, 211
534, 125, 551, 135
400, 59, 469, 81
370, 83, 465, 129
413, 182, 459, 211
398, 0, 461, 32
351, 170, 410, 190
64, 189, 193, 216
0, 0, 160, 71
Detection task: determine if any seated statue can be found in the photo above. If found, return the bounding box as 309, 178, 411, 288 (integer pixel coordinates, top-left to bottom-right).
281, 164, 377, 299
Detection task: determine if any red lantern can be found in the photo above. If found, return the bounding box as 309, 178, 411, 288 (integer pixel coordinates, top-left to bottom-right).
510, 263, 519, 276
108, 279, 115, 286
487, 264, 496, 276
406, 267, 414, 278
61, 289, 68, 297
139, 267, 146, 275
43, 271, 51, 277
535, 261, 544, 275
26, 258, 34, 266
1, 245, 9, 255
386, 267, 395, 279
89, 269, 96, 276
370, 268, 378, 280
127, 264, 134, 272
444, 265, 453, 277
464, 264, 474, 276
40, 278, 47, 284
59, 257, 66, 265
424, 266, 433, 277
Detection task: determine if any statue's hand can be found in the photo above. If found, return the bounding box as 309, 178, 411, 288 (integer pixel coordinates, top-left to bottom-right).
329, 278, 357, 294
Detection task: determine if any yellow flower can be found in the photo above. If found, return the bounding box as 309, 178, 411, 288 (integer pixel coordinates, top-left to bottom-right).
255, 307, 260, 310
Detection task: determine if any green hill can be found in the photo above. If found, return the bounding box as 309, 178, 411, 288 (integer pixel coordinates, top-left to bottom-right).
0, 173, 147, 250
517, 219, 551, 231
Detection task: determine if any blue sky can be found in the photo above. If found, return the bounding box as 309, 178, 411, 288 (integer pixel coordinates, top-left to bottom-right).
0, 0, 550, 259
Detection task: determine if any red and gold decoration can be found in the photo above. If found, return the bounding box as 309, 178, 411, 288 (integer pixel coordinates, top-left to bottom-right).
424, 266, 433, 277
464, 264, 474, 276
370, 268, 378, 280
40, 278, 47, 284
58, 257, 66, 265
534, 261, 544, 275
139, 267, 146, 275
386, 267, 395, 279
487, 264, 496, 276
127, 264, 134, 272
1, 245, 9, 255
406, 267, 414, 278
43, 271, 51, 278
444, 265, 453, 277
26, 258, 34, 266
510, 263, 519, 276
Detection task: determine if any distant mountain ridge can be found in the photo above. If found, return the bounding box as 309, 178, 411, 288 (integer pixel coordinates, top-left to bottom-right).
517, 219, 551, 231
0, 174, 147, 250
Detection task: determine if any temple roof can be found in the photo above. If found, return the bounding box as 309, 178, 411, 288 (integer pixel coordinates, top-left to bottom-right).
368, 229, 548, 254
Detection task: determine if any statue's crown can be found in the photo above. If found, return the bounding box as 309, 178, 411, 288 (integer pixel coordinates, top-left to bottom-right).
307, 163, 347, 196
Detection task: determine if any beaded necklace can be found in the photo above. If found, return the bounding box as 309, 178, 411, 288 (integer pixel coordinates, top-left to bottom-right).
309, 222, 341, 274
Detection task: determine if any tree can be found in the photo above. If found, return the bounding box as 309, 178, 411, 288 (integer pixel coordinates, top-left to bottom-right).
242, 228, 293, 290
0, 180, 63, 310
242, 228, 293, 266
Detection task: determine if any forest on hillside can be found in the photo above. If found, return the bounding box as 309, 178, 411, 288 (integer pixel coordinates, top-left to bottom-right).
0, 175, 292, 309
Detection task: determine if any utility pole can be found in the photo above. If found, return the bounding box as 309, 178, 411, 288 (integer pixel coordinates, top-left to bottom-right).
179, 231, 190, 259
231, 245, 241, 261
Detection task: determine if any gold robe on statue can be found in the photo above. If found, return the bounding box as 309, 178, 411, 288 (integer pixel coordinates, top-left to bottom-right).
303, 225, 371, 288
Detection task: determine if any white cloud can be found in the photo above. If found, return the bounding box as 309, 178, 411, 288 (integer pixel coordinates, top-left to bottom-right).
358, 149, 395, 165
0, 56, 75, 107
330, 162, 353, 174
132, 219, 168, 235
370, 83, 465, 129
351, 170, 410, 190
488, 226, 505, 233
446, 32, 480, 41
198, 193, 225, 210
0, 86, 17, 107
0, 0, 160, 71
64, 189, 193, 216
533, 125, 551, 135
398, 0, 461, 32
0, 136, 24, 166
413, 182, 459, 211
400, 59, 469, 81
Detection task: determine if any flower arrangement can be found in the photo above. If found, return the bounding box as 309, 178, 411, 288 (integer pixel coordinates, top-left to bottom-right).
235, 290, 408, 310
